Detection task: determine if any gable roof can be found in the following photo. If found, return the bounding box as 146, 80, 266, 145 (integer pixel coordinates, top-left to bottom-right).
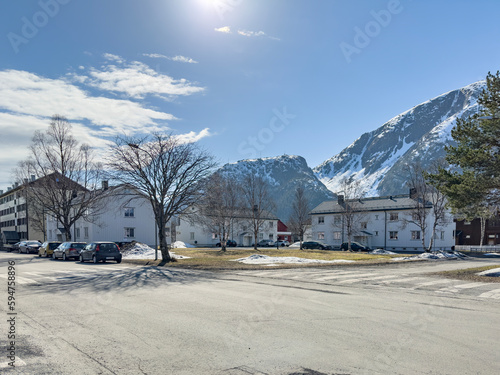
310, 194, 431, 215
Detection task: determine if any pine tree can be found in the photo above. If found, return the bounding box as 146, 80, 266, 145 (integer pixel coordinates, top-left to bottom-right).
428, 71, 500, 221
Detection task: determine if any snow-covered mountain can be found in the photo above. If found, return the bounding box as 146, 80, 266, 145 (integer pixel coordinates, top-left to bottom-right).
218, 155, 334, 222
314, 81, 485, 196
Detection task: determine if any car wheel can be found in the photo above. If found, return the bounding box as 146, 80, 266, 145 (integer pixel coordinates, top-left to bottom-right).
116, 258, 121, 264
38, 253, 41, 257
52, 252, 57, 260
79, 254, 84, 263
46, 253, 49, 258
92, 255, 98, 264
62, 253, 67, 261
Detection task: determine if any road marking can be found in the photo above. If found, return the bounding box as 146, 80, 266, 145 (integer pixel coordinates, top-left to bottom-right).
479, 289, 500, 299
337, 275, 399, 284
411, 279, 454, 289
0, 357, 26, 369
438, 282, 490, 294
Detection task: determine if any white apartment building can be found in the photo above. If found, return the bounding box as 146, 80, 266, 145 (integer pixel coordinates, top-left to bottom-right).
310, 194, 456, 251
174, 207, 279, 247
46, 185, 157, 247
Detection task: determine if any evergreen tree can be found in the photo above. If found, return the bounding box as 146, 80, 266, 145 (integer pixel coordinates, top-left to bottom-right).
428, 71, 500, 220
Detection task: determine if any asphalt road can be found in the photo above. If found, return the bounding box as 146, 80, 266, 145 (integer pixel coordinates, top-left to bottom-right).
0, 252, 499, 375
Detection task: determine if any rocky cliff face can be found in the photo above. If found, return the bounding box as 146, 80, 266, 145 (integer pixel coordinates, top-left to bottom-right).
314, 81, 484, 196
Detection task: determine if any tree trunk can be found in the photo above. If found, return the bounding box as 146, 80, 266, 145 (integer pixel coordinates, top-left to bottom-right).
480, 217, 486, 246
157, 215, 172, 262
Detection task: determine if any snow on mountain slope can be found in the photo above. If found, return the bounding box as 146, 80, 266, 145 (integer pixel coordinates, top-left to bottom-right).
314, 81, 484, 196
217, 155, 334, 221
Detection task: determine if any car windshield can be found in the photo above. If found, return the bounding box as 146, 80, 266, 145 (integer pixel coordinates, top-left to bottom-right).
49, 243, 61, 250
27, 241, 40, 245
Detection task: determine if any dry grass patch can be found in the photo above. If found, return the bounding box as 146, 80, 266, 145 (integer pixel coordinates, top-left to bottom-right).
123, 248, 401, 270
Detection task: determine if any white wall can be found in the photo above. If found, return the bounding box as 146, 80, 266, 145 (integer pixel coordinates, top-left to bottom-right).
312, 209, 455, 251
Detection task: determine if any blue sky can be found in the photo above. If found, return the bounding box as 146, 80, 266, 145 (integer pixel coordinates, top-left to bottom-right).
1, 0, 500, 190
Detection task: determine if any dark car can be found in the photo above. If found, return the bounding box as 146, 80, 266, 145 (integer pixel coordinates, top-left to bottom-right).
19, 241, 42, 254
216, 240, 237, 247
301, 241, 332, 250
53, 242, 87, 260
340, 242, 371, 252
79, 242, 122, 264
38, 241, 62, 258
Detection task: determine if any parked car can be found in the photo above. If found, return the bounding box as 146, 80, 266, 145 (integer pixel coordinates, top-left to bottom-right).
274, 240, 290, 247
9, 242, 21, 252
216, 240, 237, 247
253, 239, 275, 247
340, 242, 371, 252
301, 241, 332, 250
19, 241, 42, 254
79, 242, 122, 264
38, 241, 62, 258
53, 242, 87, 260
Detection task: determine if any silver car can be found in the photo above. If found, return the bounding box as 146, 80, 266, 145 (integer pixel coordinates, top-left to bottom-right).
53, 242, 87, 261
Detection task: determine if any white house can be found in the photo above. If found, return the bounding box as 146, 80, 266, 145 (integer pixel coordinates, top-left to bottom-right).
173, 207, 279, 247
310, 194, 456, 251
46, 185, 157, 247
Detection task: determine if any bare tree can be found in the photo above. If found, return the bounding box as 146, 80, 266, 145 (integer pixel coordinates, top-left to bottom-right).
240, 174, 275, 250
405, 162, 449, 252
16, 115, 104, 241
195, 174, 241, 251
106, 133, 216, 263
287, 186, 311, 250
332, 178, 367, 251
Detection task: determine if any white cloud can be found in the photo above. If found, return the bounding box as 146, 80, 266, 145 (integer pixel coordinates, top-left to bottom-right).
238, 29, 280, 41
143, 53, 198, 64
215, 26, 231, 33
0, 69, 175, 135
174, 128, 213, 144
74, 58, 204, 99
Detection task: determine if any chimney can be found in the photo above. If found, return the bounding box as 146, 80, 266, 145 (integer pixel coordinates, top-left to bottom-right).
102, 180, 109, 190
337, 195, 345, 205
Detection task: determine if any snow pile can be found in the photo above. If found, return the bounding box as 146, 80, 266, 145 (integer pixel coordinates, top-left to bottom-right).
392, 251, 467, 261
121, 242, 190, 259
477, 267, 500, 277
288, 242, 301, 248
233, 254, 355, 265
171, 241, 196, 249
484, 253, 500, 257
369, 249, 397, 255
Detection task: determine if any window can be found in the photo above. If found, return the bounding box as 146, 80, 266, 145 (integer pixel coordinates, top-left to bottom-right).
259, 233, 264, 239
361, 222, 367, 229
212, 233, 218, 239
412, 213, 420, 221
84, 227, 89, 238
317, 232, 325, 240
464, 221, 471, 225
125, 227, 135, 238
124, 208, 135, 217
333, 231, 341, 240
49, 229, 52, 239
334, 216, 341, 225
411, 231, 421, 240
190, 232, 195, 240
440, 231, 445, 240
268, 221, 274, 229
269, 234, 274, 240
389, 213, 399, 221
318, 216, 325, 224
75, 228, 80, 239
389, 231, 398, 240
374, 231, 379, 236
375, 215, 379, 220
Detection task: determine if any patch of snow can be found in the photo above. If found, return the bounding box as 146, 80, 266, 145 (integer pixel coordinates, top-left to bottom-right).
484, 253, 500, 257
392, 251, 467, 261
232, 254, 355, 265
477, 267, 500, 277
122, 242, 191, 259
171, 241, 196, 248
369, 249, 397, 255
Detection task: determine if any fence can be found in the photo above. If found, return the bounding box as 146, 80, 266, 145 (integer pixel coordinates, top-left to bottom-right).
455, 245, 500, 253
